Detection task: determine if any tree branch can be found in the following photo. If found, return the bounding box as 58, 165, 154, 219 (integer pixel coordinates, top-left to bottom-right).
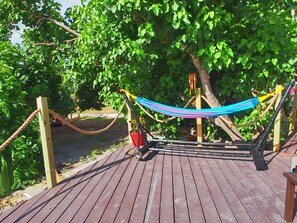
33, 14, 80, 37
35, 42, 64, 51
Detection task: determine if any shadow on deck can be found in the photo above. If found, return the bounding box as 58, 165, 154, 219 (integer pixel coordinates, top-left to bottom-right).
1, 136, 297, 223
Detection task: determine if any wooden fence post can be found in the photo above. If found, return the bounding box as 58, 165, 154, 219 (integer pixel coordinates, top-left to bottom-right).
273, 85, 282, 152
196, 88, 203, 143
126, 95, 132, 143
36, 97, 57, 188
289, 83, 297, 135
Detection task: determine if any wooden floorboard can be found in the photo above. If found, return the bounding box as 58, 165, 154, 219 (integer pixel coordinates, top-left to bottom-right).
159, 153, 174, 223
70, 146, 128, 223
181, 155, 205, 223
2, 139, 297, 223
114, 152, 146, 222
207, 157, 253, 223
129, 152, 156, 223
189, 156, 221, 222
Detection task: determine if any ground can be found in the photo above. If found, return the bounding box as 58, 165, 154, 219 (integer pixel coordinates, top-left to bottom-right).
0, 108, 129, 214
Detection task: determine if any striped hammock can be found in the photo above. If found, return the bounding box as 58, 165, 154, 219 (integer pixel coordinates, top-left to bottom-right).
136, 97, 259, 118
122, 87, 284, 119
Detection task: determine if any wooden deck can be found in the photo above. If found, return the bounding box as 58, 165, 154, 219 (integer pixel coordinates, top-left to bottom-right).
1, 135, 297, 223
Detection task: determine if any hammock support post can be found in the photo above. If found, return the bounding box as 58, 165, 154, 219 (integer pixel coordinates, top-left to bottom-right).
251, 79, 295, 170
123, 92, 156, 158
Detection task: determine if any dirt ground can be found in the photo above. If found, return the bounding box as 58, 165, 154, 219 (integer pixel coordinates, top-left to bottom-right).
52, 115, 128, 170
0, 108, 129, 213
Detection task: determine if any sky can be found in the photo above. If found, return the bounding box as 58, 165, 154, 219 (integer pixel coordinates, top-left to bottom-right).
11, 0, 81, 44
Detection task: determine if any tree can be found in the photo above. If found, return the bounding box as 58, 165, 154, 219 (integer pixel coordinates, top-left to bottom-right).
2, 0, 297, 141
71, 0, 297, 140
0, 40, 45, 195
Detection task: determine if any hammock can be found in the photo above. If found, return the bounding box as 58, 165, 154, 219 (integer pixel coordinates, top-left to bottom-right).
122, 87, 284, 119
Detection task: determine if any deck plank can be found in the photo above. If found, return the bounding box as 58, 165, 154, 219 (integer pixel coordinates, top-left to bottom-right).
227, 159, 283, 222
172, 154, 190, 223
189, 156, 221, 223
85, 148, 133, 222
33, 151, 114, 223
99, 149, 139, 222
68, 146, 129, 223
1, 165, 86, 223
144, 153, 163, 223
206, 158, 253, 223
216, 158, 270, 222
235, 158, 285, 216
200, 156, 237, 222
129, 152, 156, 223
159, 152, 174, 223
114, 154, 146, 222
42, 150, 118, 223
181, 155, 205, 223
2, 139, 297, 223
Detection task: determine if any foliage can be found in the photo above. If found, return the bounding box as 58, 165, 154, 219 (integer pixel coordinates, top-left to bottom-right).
130, 116, 146, 132
0, 1, 296, 197
69, 0, 297, 138
0, 41, 44, 195
3, 0, 296, 139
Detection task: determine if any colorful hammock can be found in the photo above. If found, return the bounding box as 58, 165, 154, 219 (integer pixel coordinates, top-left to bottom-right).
121, 87, 284, 118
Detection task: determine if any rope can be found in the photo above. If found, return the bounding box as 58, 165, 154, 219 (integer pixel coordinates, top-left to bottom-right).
48, 101, 126, 135
201, 93, 278, 127
136, 96, 196, 123
280, 107, 294, 122
0, 109, 41, 151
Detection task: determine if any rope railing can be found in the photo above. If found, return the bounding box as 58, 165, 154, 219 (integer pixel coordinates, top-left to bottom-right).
0, 101, 126, 151
0, 109, 41, 151
48, 101, 126, 135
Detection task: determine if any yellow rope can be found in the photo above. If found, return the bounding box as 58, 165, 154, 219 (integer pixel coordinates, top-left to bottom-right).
48, 101, 126, 135
258, 85, 284, 102
120, 89, 136, 100
0, 109, 41, 151
136, 96, 196, 123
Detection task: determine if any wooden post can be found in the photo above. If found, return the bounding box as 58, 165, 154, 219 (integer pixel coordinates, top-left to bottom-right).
126, 95, 132, 143
76, 105, 80, 119
273, 85, 282, 152
36, 97, 57, 188
289, 83, 297, 135
196, 88, 203, 143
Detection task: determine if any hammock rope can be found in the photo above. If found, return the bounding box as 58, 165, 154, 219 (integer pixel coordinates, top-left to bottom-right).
136, 96, 196, 123
121, 86, 284, 119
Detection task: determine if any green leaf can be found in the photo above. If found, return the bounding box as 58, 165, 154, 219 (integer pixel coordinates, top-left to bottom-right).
214, 52, 221, 59
208, 21, 213, 30
271, 58, 278, 65
151, 4, 160, 16
172, 1, 179, 11
256, 42, 264, 52
209, 11, 214, 19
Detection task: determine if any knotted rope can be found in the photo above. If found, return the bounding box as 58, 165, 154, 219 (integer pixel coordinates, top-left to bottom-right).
0, 109, 41, 151
48, 101, 126, 135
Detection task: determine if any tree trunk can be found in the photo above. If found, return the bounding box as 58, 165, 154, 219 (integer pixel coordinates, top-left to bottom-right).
190, 55, 243, 142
